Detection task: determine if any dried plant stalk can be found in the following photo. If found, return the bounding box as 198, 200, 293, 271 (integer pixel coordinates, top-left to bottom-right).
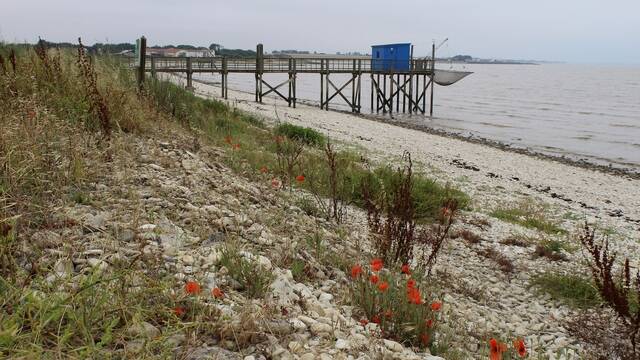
76, 38, 111, 139
579, 223, 640, 355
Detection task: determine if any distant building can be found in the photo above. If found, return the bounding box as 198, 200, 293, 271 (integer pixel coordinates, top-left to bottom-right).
176, 49, 214, 57
117, 49, 134, 57
371, 43, 411, 72
145, 48, 214, 57
146, 47, 180, 57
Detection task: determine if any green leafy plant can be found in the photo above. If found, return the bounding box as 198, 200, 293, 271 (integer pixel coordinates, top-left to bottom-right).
529, 272, 601, 309
275, 123, 325, 147
490, 200, 566, 235
219, 246, 274, 299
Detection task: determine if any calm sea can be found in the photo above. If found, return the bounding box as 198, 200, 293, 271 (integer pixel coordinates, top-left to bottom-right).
194, 63, 640, 170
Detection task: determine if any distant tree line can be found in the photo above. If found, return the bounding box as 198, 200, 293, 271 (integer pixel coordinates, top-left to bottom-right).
451, 55, 473, 62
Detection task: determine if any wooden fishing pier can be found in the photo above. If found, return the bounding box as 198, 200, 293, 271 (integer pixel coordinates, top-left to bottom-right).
134, 39, 440, 115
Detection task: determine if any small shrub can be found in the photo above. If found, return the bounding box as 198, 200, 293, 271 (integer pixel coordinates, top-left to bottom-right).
529, 272, 601, 309
467, 217, 491, 230
349, 259, 442, 350
500, 234, 532, 247
219, 246, 274, 299
290, 259, 308, 282
306, 140, 350, 223
295, 196, 321, 217
0, 222, 17, 280
478, 246, 514, 273
275, 123, 325, 147
304, 231, 326, 261
362, 152, 457, 269
451, 229, 482, 244
70, 190, 92, 205
273, 136, 305, 190
533, 239, 568, 261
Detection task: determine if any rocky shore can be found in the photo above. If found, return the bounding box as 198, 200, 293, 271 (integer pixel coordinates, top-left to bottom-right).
125, 73, 636, 358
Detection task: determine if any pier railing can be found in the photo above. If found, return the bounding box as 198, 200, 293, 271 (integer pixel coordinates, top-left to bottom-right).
126, 52, 437, 116
127, 56, 434, 74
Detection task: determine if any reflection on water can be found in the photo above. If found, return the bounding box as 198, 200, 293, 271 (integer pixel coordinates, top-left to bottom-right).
195, 63, 640, 170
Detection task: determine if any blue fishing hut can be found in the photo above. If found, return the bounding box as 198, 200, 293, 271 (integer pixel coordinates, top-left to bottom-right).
371, 43, 412, 72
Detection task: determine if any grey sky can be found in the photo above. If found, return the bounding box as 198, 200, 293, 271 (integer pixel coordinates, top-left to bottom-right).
1, 0, 639, 63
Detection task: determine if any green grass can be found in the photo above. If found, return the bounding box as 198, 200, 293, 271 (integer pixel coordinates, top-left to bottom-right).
219, 246, 274, 299
529, 272, 601, 308
490, 201, 566, 235
275, 123, 325, 147
145, 76, 469, 222
0, 44, 471, 357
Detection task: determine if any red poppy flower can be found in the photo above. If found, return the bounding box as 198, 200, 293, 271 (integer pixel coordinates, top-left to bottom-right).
513, 338, 527, 358
489, 338, 507, 360
431, 301, 442, 311
271, 178, 280, 189
260, 166, 268, 173
425, 319, 433, 328
378, 281, 389, 292
185, 281, 201, 295
408, 287, 422, 304
371, 315, 381, 324
370, 258, 383, 272
275, 135, 285, 144
224, 135, 232, 144
212, 287, 224, 298
420, 333, 430, 346
407, 279, 416, 289
232, 143, 241, 150
401, 264, 411, 275
351, 264, 363, 278
359, 319, 369, 326
369, 274, 379, 284
384, 310, 393, 318
173, 307, 186, 316
295, 175, 305, 183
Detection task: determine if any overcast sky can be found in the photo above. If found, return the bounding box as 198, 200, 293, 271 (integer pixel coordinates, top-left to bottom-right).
1, 0, 639, 63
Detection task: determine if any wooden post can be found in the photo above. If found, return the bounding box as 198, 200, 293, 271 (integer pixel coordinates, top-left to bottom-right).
222, 56, 228, 99
186, 57, 193, 90
402, 74, 406, 113
430, 42, 435, 116
376, 74, 380, 113
255, 44, 263, 102
357, 60, 362, 113
416, 75, 420, 113
136, 36, 146, 91
351, 60, 356, 112
292, 58, 297, 108
382, 74, 387, 113
325, 69, 329, 111
150, 56, 156, 79
288, 58, 292, 107
423, 74, 427, 114
320, 60, 324, 110
370, 74, 374, 112
396, 74, 400, 111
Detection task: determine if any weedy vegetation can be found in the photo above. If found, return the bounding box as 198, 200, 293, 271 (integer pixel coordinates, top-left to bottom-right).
490, 200, 566, 235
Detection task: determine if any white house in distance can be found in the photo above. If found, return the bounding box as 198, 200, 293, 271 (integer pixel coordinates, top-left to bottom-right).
176, 49, 214, 57
145, 48, 215, 57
